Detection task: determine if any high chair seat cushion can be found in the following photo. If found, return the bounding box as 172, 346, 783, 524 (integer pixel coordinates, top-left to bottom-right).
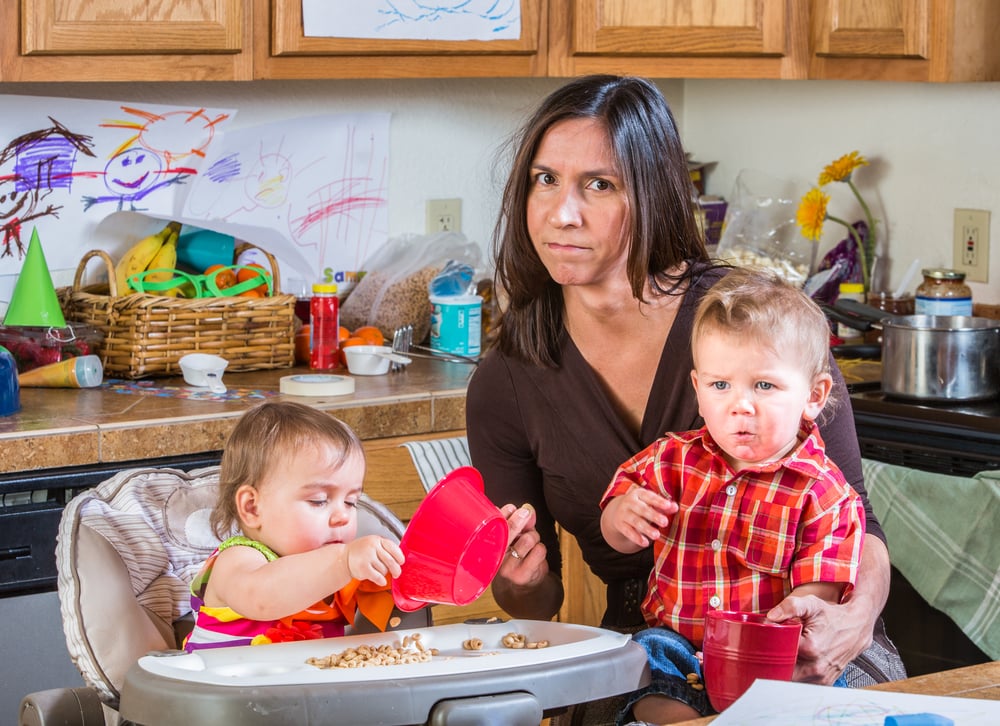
57, 467, 224, 705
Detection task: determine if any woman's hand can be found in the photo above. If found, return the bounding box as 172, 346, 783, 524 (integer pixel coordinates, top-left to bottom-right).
767, 535, 889, 684
600, 485, 677, 553
497, 503, 549, 589
490, 503, 563, 620
345, 535, 405, 586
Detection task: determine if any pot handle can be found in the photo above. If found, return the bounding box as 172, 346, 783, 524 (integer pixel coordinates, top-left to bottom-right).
835, 298, 905, 323
820, 303, 874, 332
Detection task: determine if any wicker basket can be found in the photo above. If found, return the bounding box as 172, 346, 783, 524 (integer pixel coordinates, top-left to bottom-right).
57, 242, 296, 379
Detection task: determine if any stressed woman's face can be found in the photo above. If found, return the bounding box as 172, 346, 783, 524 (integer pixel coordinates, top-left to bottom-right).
526, 118, 630, 288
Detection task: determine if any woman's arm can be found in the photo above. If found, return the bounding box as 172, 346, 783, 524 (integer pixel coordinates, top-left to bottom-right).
773, 364, 891, 684
769, 534, 889, 683
467, 356, 564, 620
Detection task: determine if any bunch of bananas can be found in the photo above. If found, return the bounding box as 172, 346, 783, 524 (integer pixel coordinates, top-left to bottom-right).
114, 221, 182, 296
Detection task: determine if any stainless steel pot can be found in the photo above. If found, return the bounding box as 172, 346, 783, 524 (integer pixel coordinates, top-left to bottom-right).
881, 315, 1000, 401
829, 300, 1000, 401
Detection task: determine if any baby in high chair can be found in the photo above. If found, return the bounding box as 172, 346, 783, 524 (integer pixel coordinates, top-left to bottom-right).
184, 400, 405, 650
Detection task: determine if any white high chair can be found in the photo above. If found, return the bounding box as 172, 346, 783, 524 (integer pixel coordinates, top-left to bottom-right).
18, 466, 430, 726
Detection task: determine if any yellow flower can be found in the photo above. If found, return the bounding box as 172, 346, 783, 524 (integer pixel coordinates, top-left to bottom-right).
796, 188, 829, 242
818, 151, 868, 185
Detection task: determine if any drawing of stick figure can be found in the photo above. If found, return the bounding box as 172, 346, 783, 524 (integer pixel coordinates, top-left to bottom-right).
81, 148, 189, 212
0, 117, 95, 258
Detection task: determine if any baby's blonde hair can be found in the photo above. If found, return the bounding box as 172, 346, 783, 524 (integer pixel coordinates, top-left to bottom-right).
210, 400, 364, 538
693, 267, 831, 383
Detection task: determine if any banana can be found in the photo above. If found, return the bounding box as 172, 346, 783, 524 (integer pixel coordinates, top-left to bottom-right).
144, 228, 180, 296
114, 221, 181, 294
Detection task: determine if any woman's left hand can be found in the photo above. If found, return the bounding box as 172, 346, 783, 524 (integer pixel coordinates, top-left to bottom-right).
767, 593, 873, 684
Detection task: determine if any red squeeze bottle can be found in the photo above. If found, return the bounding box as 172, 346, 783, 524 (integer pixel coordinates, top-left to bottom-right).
309, 283, 340, 370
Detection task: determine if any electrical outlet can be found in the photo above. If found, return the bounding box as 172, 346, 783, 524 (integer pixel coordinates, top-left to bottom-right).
426, 198, 462, 234
953, 208, 990, 283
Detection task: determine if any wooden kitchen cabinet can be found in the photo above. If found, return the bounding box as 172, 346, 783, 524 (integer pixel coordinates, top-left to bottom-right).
3, 0, 252, 81
549, 0, 809, 79
253, 0, 546, 79
810, 0, 1000, 81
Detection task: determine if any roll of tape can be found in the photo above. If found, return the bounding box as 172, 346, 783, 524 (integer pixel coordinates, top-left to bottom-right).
279, 374, 355, 397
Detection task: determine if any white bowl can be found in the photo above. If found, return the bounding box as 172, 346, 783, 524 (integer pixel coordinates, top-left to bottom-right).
179, 353, 229, 390
343, 345, 392, 376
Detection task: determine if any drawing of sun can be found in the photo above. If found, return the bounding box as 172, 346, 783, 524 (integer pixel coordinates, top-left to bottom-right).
101, 107, 230, 168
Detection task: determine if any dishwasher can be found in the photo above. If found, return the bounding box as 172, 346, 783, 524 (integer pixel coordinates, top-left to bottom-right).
0, 452, 222, 719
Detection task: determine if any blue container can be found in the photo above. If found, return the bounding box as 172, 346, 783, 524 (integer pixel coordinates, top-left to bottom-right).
429, 294, 482, 356
0, 345, 20, 416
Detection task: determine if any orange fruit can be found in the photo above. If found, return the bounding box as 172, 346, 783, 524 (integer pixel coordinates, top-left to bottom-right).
204, 264, 237, 292
338, 326, 351, 343
352, 325, 385, 346
295, 325, 311, 364
236, 263, 269, 294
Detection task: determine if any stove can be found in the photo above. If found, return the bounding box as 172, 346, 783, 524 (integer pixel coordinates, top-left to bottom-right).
848, 385, 998, 676
849, 386, 1000, 477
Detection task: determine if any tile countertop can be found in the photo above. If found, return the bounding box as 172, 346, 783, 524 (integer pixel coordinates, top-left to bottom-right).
0, 358, 474, 475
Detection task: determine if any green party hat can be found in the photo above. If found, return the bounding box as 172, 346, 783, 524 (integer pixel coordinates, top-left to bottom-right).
3, 228, 67, 327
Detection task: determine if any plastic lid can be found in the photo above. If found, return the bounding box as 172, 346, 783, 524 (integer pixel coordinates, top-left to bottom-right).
312, 283, 339, 294
838, 282, 865, 294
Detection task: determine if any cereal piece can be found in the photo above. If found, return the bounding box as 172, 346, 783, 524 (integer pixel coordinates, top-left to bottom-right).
691, 683, 705, 691
389, 616, 401, 628
525, 640, 549, 649
463, 638, 484, 651
501, 632, 526, 649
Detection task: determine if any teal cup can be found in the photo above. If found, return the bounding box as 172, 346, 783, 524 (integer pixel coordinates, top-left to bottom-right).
176, 229, 235, 272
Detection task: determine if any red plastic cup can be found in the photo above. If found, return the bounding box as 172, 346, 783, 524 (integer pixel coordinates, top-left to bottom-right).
391, 466, 508, 612
702, 610, 802, 712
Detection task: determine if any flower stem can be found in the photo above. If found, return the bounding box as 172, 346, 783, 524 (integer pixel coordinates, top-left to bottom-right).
847, 179, 877, 288
828, 213, 870, 291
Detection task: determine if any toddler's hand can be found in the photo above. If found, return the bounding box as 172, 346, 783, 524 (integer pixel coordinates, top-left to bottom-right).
604, 485, 677, 549
345, 535, 404, 586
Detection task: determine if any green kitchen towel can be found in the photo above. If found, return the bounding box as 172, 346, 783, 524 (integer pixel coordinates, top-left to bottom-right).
863, 458, 1000, 659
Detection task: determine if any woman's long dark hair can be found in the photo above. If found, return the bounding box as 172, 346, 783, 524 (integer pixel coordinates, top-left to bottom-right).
492, 75, 709, 367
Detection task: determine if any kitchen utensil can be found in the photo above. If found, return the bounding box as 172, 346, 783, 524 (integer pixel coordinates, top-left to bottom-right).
392, 324, 480, 365
702, 610, 801, 712
391, 466, 507, 612
829, 299, 1000, 401
894, 258, 921, 299
344, 345, 409, 375
179, 354, 228, 393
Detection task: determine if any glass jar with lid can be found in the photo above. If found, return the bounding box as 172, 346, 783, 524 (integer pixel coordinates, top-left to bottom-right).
915, 268, 972, 316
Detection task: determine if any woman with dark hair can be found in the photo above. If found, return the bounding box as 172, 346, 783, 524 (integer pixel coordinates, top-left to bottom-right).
466, 75, 903, 721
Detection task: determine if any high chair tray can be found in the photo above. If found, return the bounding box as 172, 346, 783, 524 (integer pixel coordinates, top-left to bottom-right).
121, 619, 650, 725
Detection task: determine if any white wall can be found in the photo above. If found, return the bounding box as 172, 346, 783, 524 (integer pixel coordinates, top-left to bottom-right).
2, 77, 997, 304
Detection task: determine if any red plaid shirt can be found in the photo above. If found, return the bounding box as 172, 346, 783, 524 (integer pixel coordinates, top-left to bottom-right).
600, 422, 864, 646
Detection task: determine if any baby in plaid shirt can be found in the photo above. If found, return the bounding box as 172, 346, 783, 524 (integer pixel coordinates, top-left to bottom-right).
600, 267, 865, 724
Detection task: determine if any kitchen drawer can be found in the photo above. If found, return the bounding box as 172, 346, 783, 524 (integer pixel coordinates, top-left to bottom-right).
0, 504, 62, 594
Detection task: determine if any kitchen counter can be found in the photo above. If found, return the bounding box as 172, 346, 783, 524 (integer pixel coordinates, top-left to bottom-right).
0, 358, 473, 475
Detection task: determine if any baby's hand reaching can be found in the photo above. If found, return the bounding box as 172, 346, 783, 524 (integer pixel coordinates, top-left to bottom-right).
601, 485, 678, 551
344, 535, 404, 586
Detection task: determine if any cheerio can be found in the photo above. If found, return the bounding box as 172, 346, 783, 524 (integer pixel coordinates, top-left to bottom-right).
429, 294, 482, 356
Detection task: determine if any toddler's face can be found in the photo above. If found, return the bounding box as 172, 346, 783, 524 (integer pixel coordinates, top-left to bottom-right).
248, 440, 365, 557
691, 330, 829, 471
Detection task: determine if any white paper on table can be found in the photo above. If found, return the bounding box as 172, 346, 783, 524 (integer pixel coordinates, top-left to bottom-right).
713, 679, 1000, 725
301, 0, 520, 41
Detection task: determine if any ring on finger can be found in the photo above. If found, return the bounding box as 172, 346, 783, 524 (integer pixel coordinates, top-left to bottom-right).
508, 546, 521, 560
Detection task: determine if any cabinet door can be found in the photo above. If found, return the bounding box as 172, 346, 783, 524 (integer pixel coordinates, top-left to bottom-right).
551, 0, 807, 79
5, 0, 251, 81
813, 0, 929, 60
810, 0, 1000, 81
255, 0, 545, 79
